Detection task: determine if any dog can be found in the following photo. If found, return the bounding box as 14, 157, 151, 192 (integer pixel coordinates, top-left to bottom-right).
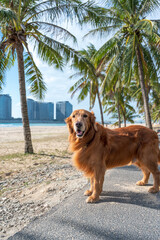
65, 109, 160, 203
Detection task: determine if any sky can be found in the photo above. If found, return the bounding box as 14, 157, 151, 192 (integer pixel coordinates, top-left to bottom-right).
3, 22, 106, 121
1, 4, 160, 122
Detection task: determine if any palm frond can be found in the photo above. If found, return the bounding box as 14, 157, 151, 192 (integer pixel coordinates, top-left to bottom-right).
77, 82, 90, 103
69, 77, 87, 99
0, 7, 17, 24
24, 52, 47, 99
137, 0, 160, 17
25, 0, 104, 25
84, 24, 122, 38
0, 47, 15, 88
28, 21, 77, 43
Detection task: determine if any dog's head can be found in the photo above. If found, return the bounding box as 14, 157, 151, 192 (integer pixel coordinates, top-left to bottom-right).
65, 109, 97, 138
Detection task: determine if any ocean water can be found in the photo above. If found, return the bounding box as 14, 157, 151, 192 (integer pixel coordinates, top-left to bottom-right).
0, 123, 66, 127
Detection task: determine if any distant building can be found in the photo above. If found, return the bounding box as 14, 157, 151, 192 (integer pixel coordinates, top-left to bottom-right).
47, 103, 54, 120
27, 99, 35, 120
0, 94, 12, 120
56, 101, 73, 121
27, 99, 54, 121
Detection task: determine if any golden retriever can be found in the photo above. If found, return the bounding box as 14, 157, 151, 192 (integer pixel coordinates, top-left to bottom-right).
65, 109, 160, 203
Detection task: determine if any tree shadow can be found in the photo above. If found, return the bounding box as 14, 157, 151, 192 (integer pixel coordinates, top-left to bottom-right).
51, 216, 140, 240
99, 190, 160, 210
9, 217, 141, 240
38, 153, 70, 159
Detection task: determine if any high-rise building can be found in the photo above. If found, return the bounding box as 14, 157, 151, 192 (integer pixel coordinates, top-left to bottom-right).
56, 101, 73, 121
27, 99, 35, 120
0, 94, 12, 120
27, 99, 54, 121
47, 103, 54, 120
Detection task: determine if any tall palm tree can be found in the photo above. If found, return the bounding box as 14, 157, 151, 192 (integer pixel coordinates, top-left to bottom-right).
103, 90, 138, 127
149, 83, 160, 122
85, 0, 160, 129
0, 0, 102, 153
103, 90, 122, 127
69, 44, 105, 125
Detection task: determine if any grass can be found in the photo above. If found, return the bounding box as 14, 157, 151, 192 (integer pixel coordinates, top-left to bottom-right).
0, 151, 66, 162
46, 181, 51, 185
0, 153, 27, 161
0, 149, 71, 177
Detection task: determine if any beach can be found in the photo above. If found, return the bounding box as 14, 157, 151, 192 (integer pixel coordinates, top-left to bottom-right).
0, 125, 87, 239
1, 124, 160, 239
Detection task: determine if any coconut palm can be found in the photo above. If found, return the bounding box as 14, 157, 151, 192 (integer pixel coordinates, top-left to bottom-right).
149, 84, 160, 122
103, 89, 138, 127
69, 44, 105, 125
85, 0, 160, 129
0, 0, 103, 153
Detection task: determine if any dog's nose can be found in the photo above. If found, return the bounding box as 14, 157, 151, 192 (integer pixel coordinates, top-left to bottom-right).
76, 122, 82, 128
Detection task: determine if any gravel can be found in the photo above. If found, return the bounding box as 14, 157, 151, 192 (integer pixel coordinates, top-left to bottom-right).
0, 160, 87, 240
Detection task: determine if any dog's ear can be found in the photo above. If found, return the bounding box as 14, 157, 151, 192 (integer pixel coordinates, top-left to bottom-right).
65, 116, 73, 134
91, 111, 97, 131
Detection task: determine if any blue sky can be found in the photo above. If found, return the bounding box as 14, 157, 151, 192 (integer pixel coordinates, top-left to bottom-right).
1, 6, 160, 122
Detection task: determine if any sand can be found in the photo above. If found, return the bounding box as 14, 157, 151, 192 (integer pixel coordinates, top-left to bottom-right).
0, 123, 160, 239
0, 125, 87, 239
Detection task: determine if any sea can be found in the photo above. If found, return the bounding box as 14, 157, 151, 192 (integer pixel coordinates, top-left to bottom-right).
0, 123, 66, 127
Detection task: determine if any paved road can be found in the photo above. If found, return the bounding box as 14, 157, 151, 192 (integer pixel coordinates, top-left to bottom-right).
9, 166, 160, 240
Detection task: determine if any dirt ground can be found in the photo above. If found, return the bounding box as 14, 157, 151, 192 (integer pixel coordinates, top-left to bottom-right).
1, 124, 160, 239
0, 126, 87, 239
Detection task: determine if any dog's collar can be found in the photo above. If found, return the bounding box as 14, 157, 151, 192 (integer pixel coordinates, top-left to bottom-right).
85, 130, 96, 148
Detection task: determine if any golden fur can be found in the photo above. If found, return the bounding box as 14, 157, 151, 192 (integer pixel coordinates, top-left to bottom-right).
65, 109, 160, 203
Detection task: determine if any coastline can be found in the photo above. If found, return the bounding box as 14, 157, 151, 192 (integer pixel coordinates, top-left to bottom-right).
0, 122, 66, 127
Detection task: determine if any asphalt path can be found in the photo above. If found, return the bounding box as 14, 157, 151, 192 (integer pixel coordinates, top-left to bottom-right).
9, 166, 160, 240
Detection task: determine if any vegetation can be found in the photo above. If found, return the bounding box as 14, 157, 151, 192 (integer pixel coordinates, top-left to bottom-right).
0, 0, 102, 153
83, 0, 160, 128
69, 43, 105, 125
1, 0, 160, 135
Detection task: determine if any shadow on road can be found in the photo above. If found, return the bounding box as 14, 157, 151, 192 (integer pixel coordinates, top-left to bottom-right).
100, 190, 160, 210
53, 216, 139, 240
8, 231, 44, 240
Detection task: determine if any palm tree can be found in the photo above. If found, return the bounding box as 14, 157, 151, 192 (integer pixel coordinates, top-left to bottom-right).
69, 44, 105, 125
103, 90, 122, 127
0, 0, 102, 153
103, 89, 138, 127
149, 83, 160, 122
85, 0, 160, 129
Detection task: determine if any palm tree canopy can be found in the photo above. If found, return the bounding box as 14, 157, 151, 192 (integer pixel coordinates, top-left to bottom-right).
83, 0, 160, 127
69, 43, 105, 109
91, 0, 160, 85
0, 0, 103, 99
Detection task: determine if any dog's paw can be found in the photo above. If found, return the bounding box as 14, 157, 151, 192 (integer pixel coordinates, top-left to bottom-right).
148, 187, 159, 193
136, 180, 147, 186
84, 190, 92, 196
86, 196, 99, 203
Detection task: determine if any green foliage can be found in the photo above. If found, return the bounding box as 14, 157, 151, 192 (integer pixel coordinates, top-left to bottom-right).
69, 43, 105, 124
85, 0, 160, 124
24, 52, 47, 99
69, 43, 103, 109
0, 0, 103, 99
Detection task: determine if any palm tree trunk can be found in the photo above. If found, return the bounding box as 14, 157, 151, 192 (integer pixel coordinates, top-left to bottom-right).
117, 101, 121, 128
123, 115, 126, 127
97, 88, 104, 125
16, 41, 34, 153
135, 45, 152, 129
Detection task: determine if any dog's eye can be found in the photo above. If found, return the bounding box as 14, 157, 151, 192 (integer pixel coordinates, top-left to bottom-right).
72, 115, 75, 118
83, 114, 88, 118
